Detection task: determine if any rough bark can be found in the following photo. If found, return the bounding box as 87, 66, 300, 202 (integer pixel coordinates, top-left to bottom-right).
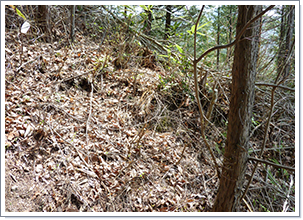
278, 5, 295, 78
70, 5, 76, 43
212, 5, 262, 212
36, 5, 51, 43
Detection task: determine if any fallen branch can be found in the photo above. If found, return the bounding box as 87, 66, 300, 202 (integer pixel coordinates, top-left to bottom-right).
47, 103, 85, 123
16, 55, 40, 72
86, 82, 94, 145
175, 142, 189, 166
60, 69, 95, 83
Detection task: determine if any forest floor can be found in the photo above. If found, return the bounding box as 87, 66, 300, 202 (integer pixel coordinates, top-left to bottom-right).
4, 32, 221, 213
4, 30, 295, 213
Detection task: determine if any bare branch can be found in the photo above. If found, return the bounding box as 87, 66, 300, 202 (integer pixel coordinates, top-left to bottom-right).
248, 157, 295, 172
255, 82, 295, 92
193, 5, 221, 177
194, 5, 205, 61
241, 69, 278, 201
196, 5, 275, 63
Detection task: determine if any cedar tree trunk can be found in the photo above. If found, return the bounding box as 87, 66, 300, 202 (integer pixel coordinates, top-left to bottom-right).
212, 5, 262, 212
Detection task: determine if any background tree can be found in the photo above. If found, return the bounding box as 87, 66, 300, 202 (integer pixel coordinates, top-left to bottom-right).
70, 5, 76, 43
208, 5, 237, 70
226, 5, 237, 67
164, 5, 172, 40
216, 6, 220, 70
143, 5, 153, 35
277, 5, 295, 78
124, 6, 127, 19
36, 5, 51, 42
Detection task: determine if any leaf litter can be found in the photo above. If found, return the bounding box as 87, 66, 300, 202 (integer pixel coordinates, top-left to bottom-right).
5, 31, 217, 212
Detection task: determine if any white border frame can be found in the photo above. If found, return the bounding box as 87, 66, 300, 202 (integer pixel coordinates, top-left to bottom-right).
1, 1, 300, 217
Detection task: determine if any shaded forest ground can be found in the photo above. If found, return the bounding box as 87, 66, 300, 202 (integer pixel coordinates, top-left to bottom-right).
5, 21, 295, 213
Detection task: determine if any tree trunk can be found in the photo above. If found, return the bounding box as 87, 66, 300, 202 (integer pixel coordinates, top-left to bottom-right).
144, 7, 152, 35
277, 5, 295, 78
36, 5, 51, 43
284, 6, 295, 77
216, 6, 220, 70
124, 6, 127, 19
226, 6, 233, 67
212, 5, 262, 212
164, 5, 172, 40
70, 5, 76, 43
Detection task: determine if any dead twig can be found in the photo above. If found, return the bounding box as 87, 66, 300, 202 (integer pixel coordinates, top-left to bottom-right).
247, 157, 295, 172
16, 55, 40, 72
282, 175, 294, 212
193, 5, 221, 177
174, 137, 188, 166
40, 103, 85, 123
255, 82, 295, 92
86, 82, 94, 145
240, 44, 293, 200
